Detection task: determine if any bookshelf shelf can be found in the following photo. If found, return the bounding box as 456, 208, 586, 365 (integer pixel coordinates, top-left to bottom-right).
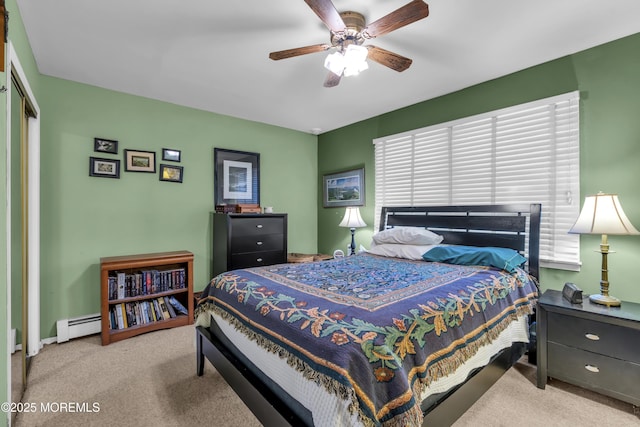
100, 250, 194, 345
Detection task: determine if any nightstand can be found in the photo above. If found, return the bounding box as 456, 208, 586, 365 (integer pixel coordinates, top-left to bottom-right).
536, 289, 640, 406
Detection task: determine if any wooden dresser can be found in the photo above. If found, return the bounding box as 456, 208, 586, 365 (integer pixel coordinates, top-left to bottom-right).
212, 213, 288, 276
536, 289, 640, 406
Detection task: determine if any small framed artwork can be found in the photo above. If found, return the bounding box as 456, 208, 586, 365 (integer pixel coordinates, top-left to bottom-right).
162, 148, 181, 162
94, 138, 118, 154
323, 167, 365, 208
89, 157, 120, 179
214, 148, 260, 206
124, 149, 156, 173
159, 164, 184, 183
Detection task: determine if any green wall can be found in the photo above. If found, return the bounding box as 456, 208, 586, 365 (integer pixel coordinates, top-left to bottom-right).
39, 76, 318, 338
318, 33, 640, 304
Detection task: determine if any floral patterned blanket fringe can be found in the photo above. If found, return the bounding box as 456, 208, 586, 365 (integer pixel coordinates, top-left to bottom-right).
195, 301, 534, 427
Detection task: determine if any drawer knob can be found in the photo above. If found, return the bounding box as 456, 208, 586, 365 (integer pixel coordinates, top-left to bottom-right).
585, 333, 600, 341
257, 258, 263, 262
256, 241, 263, 246
584, 364, 600, 373
256, 224, 263, 229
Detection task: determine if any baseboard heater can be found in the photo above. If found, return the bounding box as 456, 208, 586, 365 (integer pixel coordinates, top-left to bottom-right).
56, 313, 101, 343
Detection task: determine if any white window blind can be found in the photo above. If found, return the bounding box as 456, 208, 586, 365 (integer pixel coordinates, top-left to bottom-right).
374, 92, 580, 270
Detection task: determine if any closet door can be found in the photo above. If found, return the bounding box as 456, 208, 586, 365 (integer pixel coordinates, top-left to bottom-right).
8, 45, 41, 410
10, 73, 34, 393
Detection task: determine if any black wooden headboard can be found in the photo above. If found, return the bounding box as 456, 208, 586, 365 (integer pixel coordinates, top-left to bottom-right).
379, 204, 541, 279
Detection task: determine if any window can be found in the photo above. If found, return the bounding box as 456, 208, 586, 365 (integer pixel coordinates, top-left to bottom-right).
373, 92, 580, 270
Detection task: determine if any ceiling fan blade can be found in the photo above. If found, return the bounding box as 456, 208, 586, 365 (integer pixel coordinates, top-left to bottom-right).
364, 0, 429, 39
367, 46, 413, 72
304, 0, 346, 33
269, 44, 331, 60
324, 71, 341, 88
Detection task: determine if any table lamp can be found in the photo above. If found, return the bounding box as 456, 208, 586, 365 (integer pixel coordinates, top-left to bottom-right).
568, 192, 639, 306
339, 207, 367, 255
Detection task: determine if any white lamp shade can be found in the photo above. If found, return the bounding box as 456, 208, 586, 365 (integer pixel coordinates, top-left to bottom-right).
324, 51, 345, 76
344, 45, 368, 62
339, 207, 367, 228
324, 45, 369, 77
569, 193, 640, 235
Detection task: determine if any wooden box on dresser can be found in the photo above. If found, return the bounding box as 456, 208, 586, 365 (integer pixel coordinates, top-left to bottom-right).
536, 289, 640, 406
212, 213, 287, 276
100, 251, 194, 345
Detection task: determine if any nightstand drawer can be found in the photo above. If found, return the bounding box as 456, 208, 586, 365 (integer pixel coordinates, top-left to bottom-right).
548, 342, 640, 404
231, 218, 284, 236
231, 234, 284, 253
548, 312, 640, 363
230, 251, 286, 269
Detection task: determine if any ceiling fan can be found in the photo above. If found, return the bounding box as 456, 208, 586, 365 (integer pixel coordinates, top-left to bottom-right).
269, 0, 430, 87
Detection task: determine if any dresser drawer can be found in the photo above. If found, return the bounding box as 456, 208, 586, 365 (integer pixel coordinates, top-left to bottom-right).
231, 217, 284, 237
231, 234, 284, 253
548, 342, 640, 404
213, 213, 288, 276
548, 312, 640, 363
230, 251, 286, 269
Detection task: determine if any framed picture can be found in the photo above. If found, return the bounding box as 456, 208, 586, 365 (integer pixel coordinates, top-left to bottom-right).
94, 138, 118, 154
162, 148, 181, 162
89, 157, 120, 179
159, 164, 183, 183
214, 148, 260, 206
124, 149, 156, 173
323, 167, 365, 207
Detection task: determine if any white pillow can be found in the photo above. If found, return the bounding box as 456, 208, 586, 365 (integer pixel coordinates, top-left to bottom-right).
372, 227, 443, 245
367, 243, 438, 260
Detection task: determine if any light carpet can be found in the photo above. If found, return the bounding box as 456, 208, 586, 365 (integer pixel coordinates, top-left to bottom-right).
13, 325, 638, 426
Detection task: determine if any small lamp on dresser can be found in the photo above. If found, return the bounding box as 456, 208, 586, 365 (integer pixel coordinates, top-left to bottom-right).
339, 207, 367, 255
569, 192, 640, 306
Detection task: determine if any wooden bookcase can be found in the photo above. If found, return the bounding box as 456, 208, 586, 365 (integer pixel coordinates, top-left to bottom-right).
100, 250, 194, 345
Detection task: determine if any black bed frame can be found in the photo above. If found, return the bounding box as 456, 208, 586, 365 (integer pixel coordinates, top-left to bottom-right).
196, 204, 541, 426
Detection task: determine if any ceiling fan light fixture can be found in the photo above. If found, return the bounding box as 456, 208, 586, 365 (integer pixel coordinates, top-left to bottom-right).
343, 45, 368, 76
345, 44, 368, 61
324, 45, 369, 77
269, 1, 429, 87
324, 51, 346, 76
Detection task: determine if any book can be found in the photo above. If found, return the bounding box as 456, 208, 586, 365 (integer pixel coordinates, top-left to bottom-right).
140, 301, 149, 324
215, 204, 237, 213
147, 301, 157, 322
153, 299, 162, 320
109, 308, 114, 330
158, 297, 171, 320
168, 296, 188, 315
108, 276, 117, 300
164, 296, 176, 318
115, 304, 125, 329
132, 303, 140, 325
125, 303, 134, 326
121, 303, 129, 328
117, 272, 126, 299
142, 270, 150, 295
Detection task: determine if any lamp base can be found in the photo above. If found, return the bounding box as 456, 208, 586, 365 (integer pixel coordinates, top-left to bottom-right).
589, 293, 621, 307
349, 227, 356, 256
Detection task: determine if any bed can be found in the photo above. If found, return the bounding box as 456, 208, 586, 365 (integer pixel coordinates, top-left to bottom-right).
195, 204, 541, 426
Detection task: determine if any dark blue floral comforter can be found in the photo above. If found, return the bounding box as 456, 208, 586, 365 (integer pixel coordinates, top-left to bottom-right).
195, 253, 538, 427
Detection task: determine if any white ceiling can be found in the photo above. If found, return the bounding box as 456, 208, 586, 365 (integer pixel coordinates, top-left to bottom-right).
15, 0, 640, 134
